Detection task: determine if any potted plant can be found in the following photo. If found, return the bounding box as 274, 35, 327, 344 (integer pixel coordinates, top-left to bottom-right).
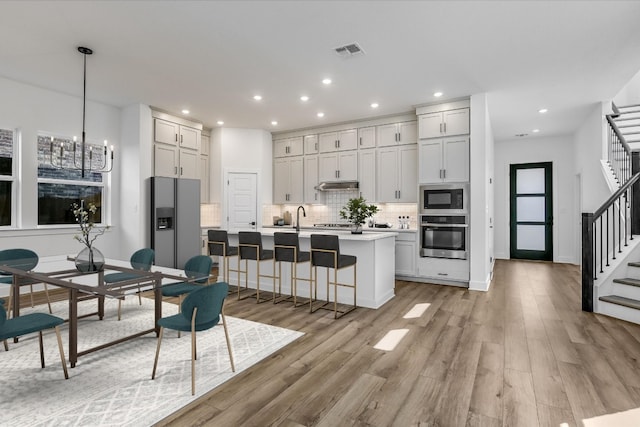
339, 197, 379, 234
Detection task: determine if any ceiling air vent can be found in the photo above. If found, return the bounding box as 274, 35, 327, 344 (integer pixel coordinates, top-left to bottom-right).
334, 42, 365, 57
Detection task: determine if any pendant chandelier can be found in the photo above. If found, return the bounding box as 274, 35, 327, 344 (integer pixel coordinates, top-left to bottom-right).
49, 46, 114, 178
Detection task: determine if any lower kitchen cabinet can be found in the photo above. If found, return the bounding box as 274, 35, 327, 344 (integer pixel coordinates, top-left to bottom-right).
416, 257, 469, 282
395, 232, 417, 276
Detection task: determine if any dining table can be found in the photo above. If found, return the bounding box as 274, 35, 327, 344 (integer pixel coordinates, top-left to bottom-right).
2, 255, 204, 368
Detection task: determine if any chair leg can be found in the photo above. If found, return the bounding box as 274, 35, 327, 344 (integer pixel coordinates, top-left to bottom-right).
43, 283, 52, 314
7, 286, 12, 319
191, 308, 198, 396
151, 326, 165, 380
29, 284, 35, 308
177, 294, 183, 338
334, 267, 339, 319
221, 311, 235, 372
117, 299, 122, 321
3, 340, 8, 351
39, 331, 45, 368
138, 285, 142, 305
54, 326, 69, 379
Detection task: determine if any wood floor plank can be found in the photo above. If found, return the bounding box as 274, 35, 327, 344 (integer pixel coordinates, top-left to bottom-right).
557, 360, 608, 422
468, 342, 504, 420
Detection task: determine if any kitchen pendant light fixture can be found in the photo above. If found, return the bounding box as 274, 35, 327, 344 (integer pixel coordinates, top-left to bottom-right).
49, 46, 114, 178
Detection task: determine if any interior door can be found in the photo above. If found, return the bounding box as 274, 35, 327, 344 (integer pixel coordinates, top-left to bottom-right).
227, 172, 258, 231
510, 162, 553, 260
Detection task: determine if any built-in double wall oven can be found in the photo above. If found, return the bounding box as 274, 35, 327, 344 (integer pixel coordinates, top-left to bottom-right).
420, 184, 469, 260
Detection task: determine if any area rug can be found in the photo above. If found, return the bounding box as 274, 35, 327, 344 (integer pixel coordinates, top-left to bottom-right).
0, 297, 303, 426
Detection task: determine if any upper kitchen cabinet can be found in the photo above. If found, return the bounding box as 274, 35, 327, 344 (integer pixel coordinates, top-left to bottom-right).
318, 129, 357, 153
358, 126, 376, 149
304, 155, 321, 204
377, 145, 417, 203
318, 151, 358, 182
358, 149, 376, 201
154, 118, 200, 151
274, 156, 304, 203
154, 144, 199, 179
200, 132, 210, 156
377, 121, 417, 147
419, 108, 469, 139
304, 134, 319, 155
419, 136, 469, 183
274, 136, 304, 157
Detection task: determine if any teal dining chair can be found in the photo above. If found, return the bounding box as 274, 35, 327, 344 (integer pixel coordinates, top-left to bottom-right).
161, 255, 213, 305
151, 282, 235, 395
0, 303, 69, 379
103, 248, 155, 320
0, 248, 52, 316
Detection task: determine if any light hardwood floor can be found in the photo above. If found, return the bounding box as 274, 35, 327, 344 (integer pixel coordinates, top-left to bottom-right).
148, 259, 640, 426
21, 259, 640, 426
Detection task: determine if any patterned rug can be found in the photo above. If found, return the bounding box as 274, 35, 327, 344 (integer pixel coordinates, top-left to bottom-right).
1, 297, 303, 426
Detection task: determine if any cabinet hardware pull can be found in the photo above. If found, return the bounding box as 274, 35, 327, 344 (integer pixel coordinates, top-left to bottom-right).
175, 134, 178, 142
439, 123, 443, 133
437, 273, 449, 276
180, 167, 183, 175
180, 135, 183, 144
338, 139, 340, 148
315, 142, 318, 151
337, 170, 340, 178
443, 169, 446, 179
398, 190, 401, 199
174, 166, 177, 174
443, 122, 447, 133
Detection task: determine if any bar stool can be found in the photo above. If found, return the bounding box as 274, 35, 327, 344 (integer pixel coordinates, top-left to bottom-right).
273, 232, 313, 309
238, 231, 275, 303
310, 234, 357, 319
208, 230, 238, 292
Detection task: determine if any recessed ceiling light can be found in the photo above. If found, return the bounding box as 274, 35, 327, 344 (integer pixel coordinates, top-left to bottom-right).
538, 108, 548, 113
300, 95, 309, 102
532, 129, 540, 133
217, 120, 224, 126
271, 121, 278, 126
317, 112, 325, 118
253, 95, 262, 101
371, 103, 379, 108
433, 92, 443, 97
181, 109, 190, 114
322, 78, 332, 85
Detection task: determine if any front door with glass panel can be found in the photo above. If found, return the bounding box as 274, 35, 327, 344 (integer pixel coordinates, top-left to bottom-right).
510, 162, 553, 261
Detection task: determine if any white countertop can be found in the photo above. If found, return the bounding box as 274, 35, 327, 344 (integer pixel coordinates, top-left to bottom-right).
227, 227, 397, 241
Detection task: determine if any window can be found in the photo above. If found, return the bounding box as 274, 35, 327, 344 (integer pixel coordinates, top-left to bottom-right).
37, 134, 105, 225
0, 128, 14, 226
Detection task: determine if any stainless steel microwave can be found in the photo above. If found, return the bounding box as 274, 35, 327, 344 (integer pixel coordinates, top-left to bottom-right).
420, 184, 469, 214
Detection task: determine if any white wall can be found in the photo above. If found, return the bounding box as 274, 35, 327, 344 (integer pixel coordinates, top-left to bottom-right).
494, 135, 576, 264
613, 69, 640, 107
0, 76, 122, 258
469, 93, 495, 291
574, 102, 611, 212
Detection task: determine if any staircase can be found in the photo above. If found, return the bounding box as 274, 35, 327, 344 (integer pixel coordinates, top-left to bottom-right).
585, 103, 640, 323
613, 103, 640, 148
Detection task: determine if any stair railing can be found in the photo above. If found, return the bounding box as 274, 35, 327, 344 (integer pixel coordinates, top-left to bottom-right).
582, 113, 640, 312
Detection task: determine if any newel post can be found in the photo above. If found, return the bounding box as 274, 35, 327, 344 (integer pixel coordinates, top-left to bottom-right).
582, 212, 594, 312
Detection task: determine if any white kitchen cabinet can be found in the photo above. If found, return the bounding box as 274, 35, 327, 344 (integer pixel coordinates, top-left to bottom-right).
304, 155, 321, 204
419, 108, 469, 139
376, 145, 417, 202
395, 232, 417, 276
154, 118, 200, 151
377, 121, 417, 147
318, 151, 358, 182
273, 156, 304, 203
200, 133, 210, 156
304, 134, 318, 154
358, 127, 376, 149
419, 136, 469, 183
200, 155, 209, 203
358, 149, 376, 202
154, 144, 199, 179
274, 136, 304, 157
318, 129, 357, 153
416, 257, 469, 282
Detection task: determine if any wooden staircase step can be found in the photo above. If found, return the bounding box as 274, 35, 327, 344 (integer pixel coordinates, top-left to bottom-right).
613, 277, 640, 287
599, 295, 640, 310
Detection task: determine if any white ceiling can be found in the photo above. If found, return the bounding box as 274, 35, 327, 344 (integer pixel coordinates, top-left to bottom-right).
1, 1, 640, 141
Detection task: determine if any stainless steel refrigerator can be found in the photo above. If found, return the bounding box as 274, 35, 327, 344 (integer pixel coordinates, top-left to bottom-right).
150, 177, 201, 269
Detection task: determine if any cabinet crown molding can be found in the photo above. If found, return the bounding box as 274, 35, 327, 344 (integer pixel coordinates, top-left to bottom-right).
415, 99, 470, 116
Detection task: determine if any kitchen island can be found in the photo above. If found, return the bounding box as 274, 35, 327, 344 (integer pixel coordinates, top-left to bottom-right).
224, 228, 397, 309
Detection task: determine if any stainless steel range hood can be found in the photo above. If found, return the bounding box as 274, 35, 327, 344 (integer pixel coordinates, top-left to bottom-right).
314, 181, 359, 191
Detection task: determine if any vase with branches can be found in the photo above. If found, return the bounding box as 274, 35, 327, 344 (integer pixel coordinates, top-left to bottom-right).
71, 201, 108, 272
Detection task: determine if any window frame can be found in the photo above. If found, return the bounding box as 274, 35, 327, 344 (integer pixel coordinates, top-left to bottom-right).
0, 127, 17, 229
36, 132, 108, 228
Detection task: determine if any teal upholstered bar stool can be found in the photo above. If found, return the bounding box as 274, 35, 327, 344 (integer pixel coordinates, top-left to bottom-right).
310, 234, 357, 319
238, 231, 275, 303
273, 232, 313, 308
